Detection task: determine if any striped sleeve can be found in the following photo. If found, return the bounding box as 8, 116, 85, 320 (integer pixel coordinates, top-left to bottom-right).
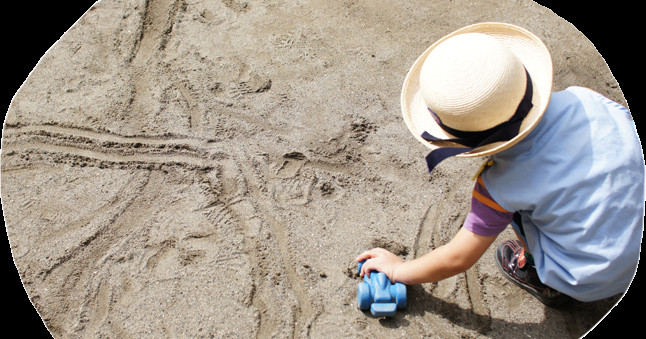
463, 176, 515, 236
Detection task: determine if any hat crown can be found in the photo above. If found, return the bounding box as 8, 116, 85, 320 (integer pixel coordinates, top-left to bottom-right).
419, 33, 527, 132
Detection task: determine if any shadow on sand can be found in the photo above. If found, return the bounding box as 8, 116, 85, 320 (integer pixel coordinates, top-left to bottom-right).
373, 284, 620, 338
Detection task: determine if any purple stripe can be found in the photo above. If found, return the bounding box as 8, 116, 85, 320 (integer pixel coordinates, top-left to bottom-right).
464, 179, 514, 236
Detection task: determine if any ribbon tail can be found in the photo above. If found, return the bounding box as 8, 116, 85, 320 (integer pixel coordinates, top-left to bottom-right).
425, 147, 472, 173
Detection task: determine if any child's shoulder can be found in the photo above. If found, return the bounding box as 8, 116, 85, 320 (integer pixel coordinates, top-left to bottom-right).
547, 86, 627, 116
558, 86, 625, 109
546, 87, 580, 108
549, 86, 590, 105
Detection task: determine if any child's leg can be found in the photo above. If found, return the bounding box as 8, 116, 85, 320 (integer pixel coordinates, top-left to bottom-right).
513, 228, 530, 253
511, 212, 529, 252
511, 212, 534, 265
496, 215, 570, 307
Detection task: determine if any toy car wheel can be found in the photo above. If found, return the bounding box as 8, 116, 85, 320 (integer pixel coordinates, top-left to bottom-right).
357, 282, 371, 310
394, 283, 407, 309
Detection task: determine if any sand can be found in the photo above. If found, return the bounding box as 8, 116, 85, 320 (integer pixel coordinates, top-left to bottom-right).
1, 0, 640, 338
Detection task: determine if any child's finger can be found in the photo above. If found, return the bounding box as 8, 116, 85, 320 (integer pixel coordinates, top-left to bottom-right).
360, 259, 374, 278
355, 249, 376, 262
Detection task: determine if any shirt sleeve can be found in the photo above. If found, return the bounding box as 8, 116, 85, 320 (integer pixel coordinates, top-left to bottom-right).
463, 176, 514, 236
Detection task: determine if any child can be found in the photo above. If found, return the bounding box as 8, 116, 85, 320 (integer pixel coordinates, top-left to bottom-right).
357, 22, 644, 306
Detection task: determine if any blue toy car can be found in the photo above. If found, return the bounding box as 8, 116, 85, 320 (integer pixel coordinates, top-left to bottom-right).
357, 260, 407, 317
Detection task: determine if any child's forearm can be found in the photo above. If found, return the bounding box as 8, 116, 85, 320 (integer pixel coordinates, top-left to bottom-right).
393, 227, 497, 285
393, 245, 467, 284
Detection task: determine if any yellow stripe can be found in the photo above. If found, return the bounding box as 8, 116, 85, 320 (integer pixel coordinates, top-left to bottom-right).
473, 177, 508, 213
472, 190, 508, 213
472, 159, 494, 181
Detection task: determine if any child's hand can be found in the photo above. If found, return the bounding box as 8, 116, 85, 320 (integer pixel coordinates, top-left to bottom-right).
356, 248, 404, 282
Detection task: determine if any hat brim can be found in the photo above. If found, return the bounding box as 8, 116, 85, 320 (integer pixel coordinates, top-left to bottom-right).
401, 22, 553, 157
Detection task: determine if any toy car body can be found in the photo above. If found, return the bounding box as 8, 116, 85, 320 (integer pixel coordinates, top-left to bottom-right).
357, 260, 407, 317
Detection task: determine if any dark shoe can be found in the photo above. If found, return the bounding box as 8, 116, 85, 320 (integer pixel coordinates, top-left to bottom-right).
495, 240, 571, 307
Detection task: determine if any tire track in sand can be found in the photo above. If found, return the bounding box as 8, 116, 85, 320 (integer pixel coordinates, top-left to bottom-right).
1, 124, 217, 170
3, 123, 314, 337
231, 150, 318, 338
128, 0, 188, 128
413, 200, 491, 334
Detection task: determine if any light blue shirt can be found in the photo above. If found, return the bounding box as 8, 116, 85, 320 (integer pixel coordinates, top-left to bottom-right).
483, 87, 644, 302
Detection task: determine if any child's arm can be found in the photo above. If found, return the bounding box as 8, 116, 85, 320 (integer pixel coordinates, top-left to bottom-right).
356, 227, 497, 285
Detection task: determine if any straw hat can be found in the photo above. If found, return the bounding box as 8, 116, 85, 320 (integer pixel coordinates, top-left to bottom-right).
401, 22, 553, 158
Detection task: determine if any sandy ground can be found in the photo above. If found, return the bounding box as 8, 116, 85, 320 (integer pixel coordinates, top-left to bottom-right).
1, 0, 641, 338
